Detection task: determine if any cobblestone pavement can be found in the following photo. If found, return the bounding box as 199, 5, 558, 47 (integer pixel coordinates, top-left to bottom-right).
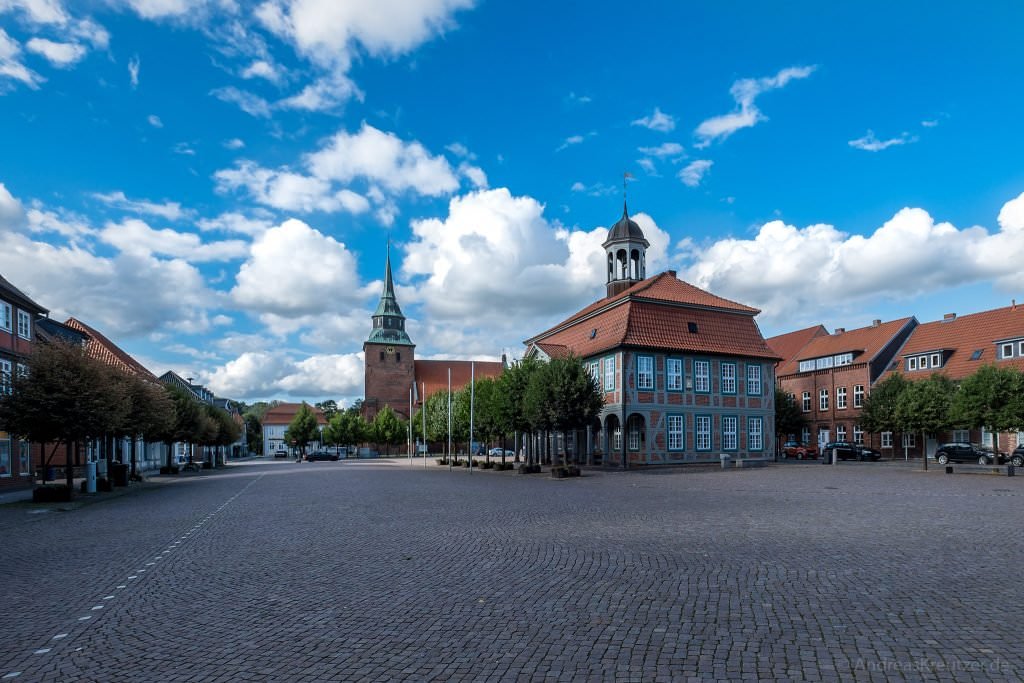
1, 459, 1022, 682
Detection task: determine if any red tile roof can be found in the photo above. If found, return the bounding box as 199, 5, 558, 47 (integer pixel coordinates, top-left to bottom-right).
63, 317, 157, 380
766, 325, 829, 366
262, 402, 328, 426
884, 304, 1024, 380
524, 271, 777, 360
776, 318, 916, 377
414, 359, 504, 403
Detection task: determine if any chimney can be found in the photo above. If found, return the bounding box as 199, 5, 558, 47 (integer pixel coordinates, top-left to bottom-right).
872, 319, 881, 327
667, 269, 677, 278
1013, 299, 1017, 310
834, 328, 845, 335
943, 313, 956, 322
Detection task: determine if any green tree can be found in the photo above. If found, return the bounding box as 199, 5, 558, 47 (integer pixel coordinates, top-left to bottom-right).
125, 376, 175, 476
471, 376, 505, 461
497, 357, 541, 463
951, 364, 1024, 456
156, 384, 203, 469
524, 356, 603, 468
243, 413, 262, 455
315, 400, 339, 420
323, 410, 366, 456
774, 388, 806, 447
371, 405, 406, 455
859, 373, 911, 448
285, 402, 321, 458
896, 373, 956, 470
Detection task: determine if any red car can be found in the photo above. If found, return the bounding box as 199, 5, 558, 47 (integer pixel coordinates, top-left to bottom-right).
782, 441, 818, 459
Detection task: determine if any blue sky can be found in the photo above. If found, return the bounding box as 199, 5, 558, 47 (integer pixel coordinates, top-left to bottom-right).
2, 0, 1023, 405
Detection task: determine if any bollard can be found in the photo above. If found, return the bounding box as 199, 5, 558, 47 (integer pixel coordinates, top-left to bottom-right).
86, 461, 97, 493
720, 453, 731, 470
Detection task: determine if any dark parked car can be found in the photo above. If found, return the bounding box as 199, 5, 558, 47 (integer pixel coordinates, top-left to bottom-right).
1011, 445, 1024, 468
822, 441, 859, 461
274, 449, 288, 459
781, 441, 817, 459
307, 451, 340, 462
856, 446, 882, 461
934, 443, 1005, 465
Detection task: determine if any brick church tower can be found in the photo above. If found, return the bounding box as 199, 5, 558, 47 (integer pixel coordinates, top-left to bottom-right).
362, 250, 415, 421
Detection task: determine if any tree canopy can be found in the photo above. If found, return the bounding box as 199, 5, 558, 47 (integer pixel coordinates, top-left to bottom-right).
285, 402, 321, 456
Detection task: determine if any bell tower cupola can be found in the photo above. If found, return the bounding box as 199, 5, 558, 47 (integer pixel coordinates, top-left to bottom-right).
602, 201, 649, 297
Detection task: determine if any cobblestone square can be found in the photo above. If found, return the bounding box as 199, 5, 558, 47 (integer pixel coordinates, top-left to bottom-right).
1, 459, 1022, 681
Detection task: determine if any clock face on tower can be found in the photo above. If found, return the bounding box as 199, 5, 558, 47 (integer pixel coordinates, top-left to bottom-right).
386, 346, 395, 354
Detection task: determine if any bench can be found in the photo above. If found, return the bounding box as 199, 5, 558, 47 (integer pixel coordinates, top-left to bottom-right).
944, 464, 1015, 477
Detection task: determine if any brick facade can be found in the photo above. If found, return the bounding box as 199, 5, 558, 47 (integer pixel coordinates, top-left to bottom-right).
363, 342, 417, 421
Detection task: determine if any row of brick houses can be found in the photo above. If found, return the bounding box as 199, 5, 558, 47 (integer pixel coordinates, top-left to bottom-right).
0, 272, 244, 493
770, 302, 1024, 458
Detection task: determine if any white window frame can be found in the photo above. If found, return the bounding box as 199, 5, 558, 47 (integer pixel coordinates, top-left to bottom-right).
802, 391, 811, 412
636, 355, 654, 390
667, 415, 684, 451
853, 425, 864, 444
980, 427, 993, 448
816, 356, 834, 370
720, 363, 736, 394
836, 386, 847, 410
747, 417, 763, 451
695, 415, 712, 451
835, 352, 853, 366
799, 360, 815, 373
722, 416, 738, 451
1019, 341, 1024, 358
603, 356, 615, 392
19, 441, 30, 477
0, 302, 11, 332
0, 359, 11, 395
612, 424, 622, 451
746, 364, 762, 396
907, 356, 918, 371
666, 358, 683, 391
881, 432, 893, 448
931, 352, 941, 368
902, 433, 916, 448
694, 360, 710, 393
589, 361, 600, 385
853, 384, 864, 408
627, 419, 641, 451
16, 310, 30, 340
801, 427, 811, 444
836, 425, 847, 441
953, 429, 969, 443
819, 388, 829, 411
1001, 343, 1014, 359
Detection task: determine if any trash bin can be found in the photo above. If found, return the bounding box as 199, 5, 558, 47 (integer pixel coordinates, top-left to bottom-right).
821, 449, 833, 464
110, 462, 129, 487
720, 453, 731, 469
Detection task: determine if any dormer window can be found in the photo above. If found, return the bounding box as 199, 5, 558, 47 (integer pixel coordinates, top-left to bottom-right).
1001, 342, 1015, 359
907, 356, 918, 371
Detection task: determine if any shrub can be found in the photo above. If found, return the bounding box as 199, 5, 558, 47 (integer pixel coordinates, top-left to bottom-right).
33, 485, 73, 503
436, 458, 448, 466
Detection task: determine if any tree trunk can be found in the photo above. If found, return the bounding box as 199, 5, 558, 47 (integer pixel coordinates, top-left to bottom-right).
66, 440, 76, 491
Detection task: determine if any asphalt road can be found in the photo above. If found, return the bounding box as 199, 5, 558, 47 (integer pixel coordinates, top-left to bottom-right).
1, 458, 1021, 682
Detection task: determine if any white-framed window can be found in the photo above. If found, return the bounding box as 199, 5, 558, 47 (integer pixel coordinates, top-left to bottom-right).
666, 358, 683, 391
836, 425, 847, 441
604, 356, 615, 391
881, 432, 893, 448
836, 386, 847, 409
801, 427, 810, 444
931, 352, 941, 368
802, 391, 811, 412
746, 364, 762, 395
980, 427, 993, 448
636, 355, 654, 390
1020, 341, 1024, 358
627, 420, 641, 451
612, 424, 622, 451
799, 359, 815, 372
1001, 343, 1014, 359
695, 415, 712, 451
589, 361, 600, 385
667, 415, 684, 451
19, 441, 30, 476
747, 417, 763, 451
819, 388, 829, 411
16, 310, 30, 339
0, 438, 10, 477
953, 429, 969, 443
0, 301, 11, 331
0, 359, 11, 394
722, 416, 738, 451
694, 360, 710, 393
853, 425, 864, 444
835, 352, 853, 366
907, 356, 918, 371
816, 356, 834, 370
853, 384, 864, 408
902, 433, 916, 448
1016, 431, 1024, 447
721, 363, 736, 394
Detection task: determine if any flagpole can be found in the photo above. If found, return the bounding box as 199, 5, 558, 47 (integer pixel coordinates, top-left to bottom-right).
422, 381, 427, 469
408, 386, 413, 462
469, 361, 475, 474
447, 368, 452, 472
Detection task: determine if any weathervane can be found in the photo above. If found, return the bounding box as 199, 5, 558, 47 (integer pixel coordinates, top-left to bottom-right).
623, 171, 634, 203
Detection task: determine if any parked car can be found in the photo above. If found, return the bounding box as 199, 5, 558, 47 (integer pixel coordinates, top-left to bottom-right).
487, 447, 504, 457
934, 443, 1006, 465
307, 450, 340, 462
274, 449, 288, 459
781, 441, 817, 459
856, 446, 882, 461
1011, 444, 1024, 468
821, 441, 861, 461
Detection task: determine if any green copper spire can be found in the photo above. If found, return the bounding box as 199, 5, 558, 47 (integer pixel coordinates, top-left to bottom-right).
367, 246, 414, 346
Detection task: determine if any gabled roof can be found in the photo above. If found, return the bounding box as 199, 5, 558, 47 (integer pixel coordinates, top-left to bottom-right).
766, 324, 830, 366
524, 271, 776, 361
776, 318, 916, 376
262, 402, 328, 426
0, 273, 48, 315
884, 304, 1024, 380
64, 317, 157, 380
35, 317, 89, 345
414, 359, 504, 403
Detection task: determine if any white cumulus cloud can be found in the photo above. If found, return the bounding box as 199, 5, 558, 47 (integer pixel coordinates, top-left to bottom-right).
632, 107, 676, 133
848, 129, 918, 152
679, 159, 713, 187
25, 37, 85, 66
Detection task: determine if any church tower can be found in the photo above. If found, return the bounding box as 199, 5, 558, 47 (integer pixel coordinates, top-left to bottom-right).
602, 201, 649, 298
362, 249, 416, 422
